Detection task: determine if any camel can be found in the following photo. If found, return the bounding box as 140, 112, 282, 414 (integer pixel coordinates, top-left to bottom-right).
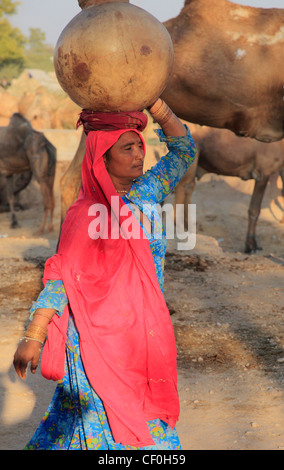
0, 172, 32, 212
0, 113, 56, 233
59, 0, 284, 224
162, 0, 284, 143
174, 126, 284, 253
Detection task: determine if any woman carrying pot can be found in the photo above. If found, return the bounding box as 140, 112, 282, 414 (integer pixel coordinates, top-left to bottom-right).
13, 99, 196, 450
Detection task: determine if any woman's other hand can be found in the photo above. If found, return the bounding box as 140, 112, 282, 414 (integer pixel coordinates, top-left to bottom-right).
13, 339, 42, 380
13, 308, 56, 380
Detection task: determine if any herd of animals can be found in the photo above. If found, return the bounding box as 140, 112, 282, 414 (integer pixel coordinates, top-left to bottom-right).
1, 111, 283, 254
0, 0, 284, 254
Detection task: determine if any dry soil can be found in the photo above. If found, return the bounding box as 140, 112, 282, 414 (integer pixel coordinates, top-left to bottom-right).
0, 158, 284, 450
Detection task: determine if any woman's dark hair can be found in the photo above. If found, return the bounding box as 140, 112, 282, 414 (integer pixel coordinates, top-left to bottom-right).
104, 148, 112, 164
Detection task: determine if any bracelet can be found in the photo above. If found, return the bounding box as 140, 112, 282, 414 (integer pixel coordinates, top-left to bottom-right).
157, 108, 174, 126
21, 336, 44, 345
149, 99, 173, 126
25, 323, 47, 344
148, 98, 164, 115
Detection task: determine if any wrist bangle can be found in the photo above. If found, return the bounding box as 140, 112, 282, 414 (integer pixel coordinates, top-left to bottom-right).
149, 100, 173, 126
148, 98, 164, 115
25, 323, 47, 344
157, 108, 174, 126
21, 336, 44, 346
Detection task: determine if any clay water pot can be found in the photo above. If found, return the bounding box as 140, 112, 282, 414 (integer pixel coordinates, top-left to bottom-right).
53, 2, 174, 111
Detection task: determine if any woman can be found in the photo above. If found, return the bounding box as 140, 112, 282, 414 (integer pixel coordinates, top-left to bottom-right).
13, 99, 196, 450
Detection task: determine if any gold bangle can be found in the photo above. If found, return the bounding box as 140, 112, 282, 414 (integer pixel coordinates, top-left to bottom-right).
25, 324, 47, 344
26, 324, 47, 333
158, 109, 174, 126
149, 100, 173, 125
148, 99, 164, 115
151, 103, 168, 119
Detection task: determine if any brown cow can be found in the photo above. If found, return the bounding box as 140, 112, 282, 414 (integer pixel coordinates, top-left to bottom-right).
162, 0, 284, 143
174, 126, 284, 253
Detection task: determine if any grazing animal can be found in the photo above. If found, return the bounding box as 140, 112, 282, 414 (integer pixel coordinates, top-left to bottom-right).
162, 0, 284, 143
0, 171, 32, 211
0, 113, 56, 233
174, 126, 284, 253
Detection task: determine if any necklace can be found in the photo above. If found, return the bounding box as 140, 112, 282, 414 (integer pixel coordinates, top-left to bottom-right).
117, 189, 129, 194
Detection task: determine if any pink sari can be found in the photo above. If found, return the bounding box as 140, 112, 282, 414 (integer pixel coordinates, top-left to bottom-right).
40, 127, 179, 447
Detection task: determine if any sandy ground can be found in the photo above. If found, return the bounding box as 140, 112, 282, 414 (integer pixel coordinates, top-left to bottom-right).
0, 155, 284, 451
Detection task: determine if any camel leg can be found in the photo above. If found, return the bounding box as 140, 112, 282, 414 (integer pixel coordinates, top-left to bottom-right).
175, 177, 197, 230
36, 208, 47, 235
46, 175, 55, 232
29, 153, 55, 235
245, 176, 269, 254
6, 175, 19, 228
174, 177, 186, 227
174, 158, 198, 230
279, 169, 284, 223
35, 178, 55, 235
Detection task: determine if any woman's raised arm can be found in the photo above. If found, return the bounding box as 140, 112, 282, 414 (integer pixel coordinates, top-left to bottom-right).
148, 98, 187, 137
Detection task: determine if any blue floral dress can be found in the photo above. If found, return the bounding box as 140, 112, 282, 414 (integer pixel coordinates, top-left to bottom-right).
25, 128, 196, 450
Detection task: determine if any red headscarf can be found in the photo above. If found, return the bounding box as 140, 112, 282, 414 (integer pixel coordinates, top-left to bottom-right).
77, 109, 148, 134
40, 125, 179, 447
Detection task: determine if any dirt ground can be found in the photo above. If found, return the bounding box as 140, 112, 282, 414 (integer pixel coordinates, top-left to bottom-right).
0, 156, 284, 450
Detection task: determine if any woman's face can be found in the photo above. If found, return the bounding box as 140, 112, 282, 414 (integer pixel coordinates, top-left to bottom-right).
104, 131, 145, 186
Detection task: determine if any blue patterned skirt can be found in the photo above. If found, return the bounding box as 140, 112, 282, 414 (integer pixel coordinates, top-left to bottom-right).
25, 316, 181, 450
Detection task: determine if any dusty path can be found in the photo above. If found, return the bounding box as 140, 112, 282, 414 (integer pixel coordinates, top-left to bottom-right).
0, 163, 284, 450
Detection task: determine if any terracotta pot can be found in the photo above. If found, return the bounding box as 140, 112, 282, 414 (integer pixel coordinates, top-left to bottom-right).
54, 2, 174, 111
